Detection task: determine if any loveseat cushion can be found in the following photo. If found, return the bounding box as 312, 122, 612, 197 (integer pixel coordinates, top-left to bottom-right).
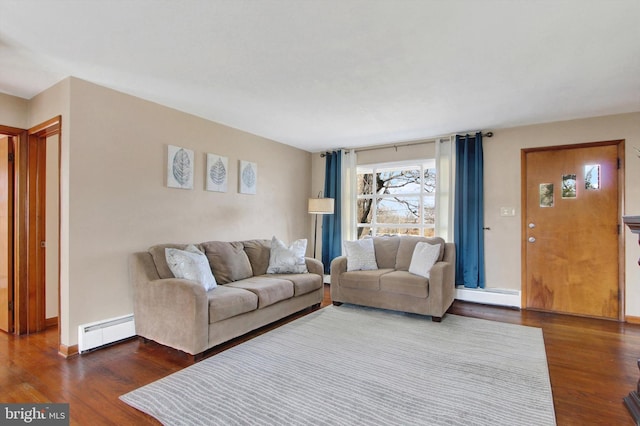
243, 239, 271, 276
395, 236, 446, 270
207, 285, 258, 323
373, 236, 401, 269
344, 239, 378, 271
267, 273, 323, 296
379, 270, 429, 298
226, 277, 294, 308
201, 241, 253, 284
339, 269, 394, 291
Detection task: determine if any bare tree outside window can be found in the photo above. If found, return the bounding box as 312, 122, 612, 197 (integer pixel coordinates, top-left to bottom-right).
356, 162, 436, 239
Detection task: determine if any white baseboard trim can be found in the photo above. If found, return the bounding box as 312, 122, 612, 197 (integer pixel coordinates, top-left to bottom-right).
455, 286, 521, 309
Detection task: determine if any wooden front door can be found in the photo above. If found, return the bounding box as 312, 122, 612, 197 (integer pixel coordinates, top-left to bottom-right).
523, 141, 623, 320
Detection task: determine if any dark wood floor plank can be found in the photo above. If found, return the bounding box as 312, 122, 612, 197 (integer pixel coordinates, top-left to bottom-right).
1, 286, 638, 425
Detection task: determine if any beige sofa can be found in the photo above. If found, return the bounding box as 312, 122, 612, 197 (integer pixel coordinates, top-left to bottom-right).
130, 239, 324, 356
330, 236, 455, 322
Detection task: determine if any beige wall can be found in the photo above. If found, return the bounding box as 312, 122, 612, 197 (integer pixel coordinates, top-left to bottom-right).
312, 112, 640, 317
6, 77, 313, 347
0, 92, 28, 128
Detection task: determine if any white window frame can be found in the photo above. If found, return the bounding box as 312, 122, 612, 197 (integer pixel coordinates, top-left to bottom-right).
356, 159, 436, 238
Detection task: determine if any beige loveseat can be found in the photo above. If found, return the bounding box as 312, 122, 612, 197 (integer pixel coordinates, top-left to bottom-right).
130, 239, 324, 356
330, 236, 455, 322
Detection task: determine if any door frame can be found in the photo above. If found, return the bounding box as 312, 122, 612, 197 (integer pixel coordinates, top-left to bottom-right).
22, 117, 61, 334
0, 126, 23, 333
0, 117, 61, 335
520, 139, 625, 320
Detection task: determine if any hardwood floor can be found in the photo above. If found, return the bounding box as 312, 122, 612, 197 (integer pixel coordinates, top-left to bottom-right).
1, 285, 639, 425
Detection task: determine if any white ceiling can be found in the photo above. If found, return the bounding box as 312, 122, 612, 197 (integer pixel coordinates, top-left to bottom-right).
1, 0, 639, 152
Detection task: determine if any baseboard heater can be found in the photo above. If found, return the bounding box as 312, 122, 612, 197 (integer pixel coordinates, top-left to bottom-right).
78, 314, 135, 353
455, 286, 521, 308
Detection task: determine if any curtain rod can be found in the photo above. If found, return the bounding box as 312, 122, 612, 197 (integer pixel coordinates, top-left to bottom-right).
320, 131, 493, 157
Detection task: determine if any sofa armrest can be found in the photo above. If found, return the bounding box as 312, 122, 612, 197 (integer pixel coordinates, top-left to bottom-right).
426, 247, 456, 318
305, 257, 324, 277
330, 256, 347, 278
329, 256, 347, 301
133, 278, 209, 355
130, 253, 209, 355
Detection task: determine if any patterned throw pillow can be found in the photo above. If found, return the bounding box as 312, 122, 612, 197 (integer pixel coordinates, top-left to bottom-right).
408, 242, 441, 278
165, 244, 217, 291
266, 236, 308, 274
344, 239, 378, 271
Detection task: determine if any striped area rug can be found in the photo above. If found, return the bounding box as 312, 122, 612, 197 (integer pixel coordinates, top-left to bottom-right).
120, 305, 556, 425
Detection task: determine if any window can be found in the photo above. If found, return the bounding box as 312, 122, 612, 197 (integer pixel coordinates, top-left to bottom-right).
356, 160, 436, 239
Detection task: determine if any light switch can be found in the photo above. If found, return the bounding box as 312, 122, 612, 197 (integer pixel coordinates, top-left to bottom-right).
500, 207, 516, 217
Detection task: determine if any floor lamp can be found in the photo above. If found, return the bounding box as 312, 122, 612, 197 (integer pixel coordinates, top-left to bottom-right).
308, 194, 334, 259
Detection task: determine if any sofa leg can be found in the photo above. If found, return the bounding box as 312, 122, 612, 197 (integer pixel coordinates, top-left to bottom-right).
332, 301, 343, 306
431, 316, 442, 323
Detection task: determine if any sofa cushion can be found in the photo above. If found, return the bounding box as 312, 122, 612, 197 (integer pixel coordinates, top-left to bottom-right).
339, 269, 394, 291
207, 285, 258, 323
243, 239, 271, 276
165, 244, 217, 291
395, 236, 446, 270
344, 239, 378, 271
226, 277, 294, 308
201, 241, 253, 284
266, 236, 308, 274
373, 236, 401, 269
149, 243, 195, 279
267, 273, 323, 296
379, 270, 429, 298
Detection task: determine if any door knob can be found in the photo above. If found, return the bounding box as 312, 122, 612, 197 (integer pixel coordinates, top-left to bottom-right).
528, 223, 536, 229
528, 237, 536, 243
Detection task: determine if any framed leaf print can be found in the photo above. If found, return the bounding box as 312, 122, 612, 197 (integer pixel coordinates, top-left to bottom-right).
167, 145, 194, 189
206, 153, 228, 192
239, 160, 257, 195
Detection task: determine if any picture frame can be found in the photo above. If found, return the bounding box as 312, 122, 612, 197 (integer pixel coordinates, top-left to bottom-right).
206, 153, 228, 192
167, 145, 194, 189
239, 160, 257, 195
562, 174, 577, 199
539, 183, 554, 207
585, 164, 600, 190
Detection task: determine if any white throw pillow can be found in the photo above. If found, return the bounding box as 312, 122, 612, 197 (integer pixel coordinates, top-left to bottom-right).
267, 236, 308, 274
344, 238, 378, 271
165, 244, 217, 291
408, 242, 441, 278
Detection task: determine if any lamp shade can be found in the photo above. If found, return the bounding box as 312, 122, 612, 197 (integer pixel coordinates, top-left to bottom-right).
308, 197, 334, 214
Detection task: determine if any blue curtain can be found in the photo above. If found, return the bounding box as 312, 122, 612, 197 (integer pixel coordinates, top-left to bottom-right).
322, 151, 342, 274
454, 133, 485, 288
